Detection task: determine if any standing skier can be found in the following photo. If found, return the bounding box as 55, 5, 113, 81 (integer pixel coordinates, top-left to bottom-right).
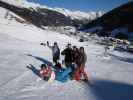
72, 46, 79, 66
71, 46, 80, 73
61, 43, 73, 67
47, 41, 60, 64
73, 47, 89, 82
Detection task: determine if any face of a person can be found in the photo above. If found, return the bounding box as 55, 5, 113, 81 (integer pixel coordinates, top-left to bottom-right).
54, 44, 57, 47
42, 67, 45, 69
73, 48, 76, 51
80, 48, 84, 53
68, 45, 71, 48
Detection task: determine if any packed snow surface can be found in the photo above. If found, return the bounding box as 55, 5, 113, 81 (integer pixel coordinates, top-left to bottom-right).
0, 5, 133, 100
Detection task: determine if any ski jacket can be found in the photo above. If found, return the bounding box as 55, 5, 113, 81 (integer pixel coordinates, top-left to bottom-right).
55, 62, 62, 70
77, 52, 87, 67
48, 45, 60, 59
61, 48, 73, 63
40, 66, 52, 77
72, 50, 80, 63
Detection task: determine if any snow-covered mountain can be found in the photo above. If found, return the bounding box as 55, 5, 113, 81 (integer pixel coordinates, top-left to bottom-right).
0, 0, 104, 31
52, 8, 103, 21
0, 0, 73, 27
0, 7, 77, 43
1, 0, 103, 21
1, 0, 26, 7
81, 1, 133, 41
23, 0, 103, 21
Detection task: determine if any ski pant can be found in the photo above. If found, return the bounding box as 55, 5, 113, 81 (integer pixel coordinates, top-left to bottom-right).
53, 55, 59, 64
65, 62, 72, 68
73, 64, 88, 81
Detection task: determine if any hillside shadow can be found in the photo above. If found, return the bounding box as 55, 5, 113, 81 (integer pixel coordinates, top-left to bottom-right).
89, 79, 133, 100
26, 64, 41, 78
27, 54, 53, 66
109, 53, 133, 63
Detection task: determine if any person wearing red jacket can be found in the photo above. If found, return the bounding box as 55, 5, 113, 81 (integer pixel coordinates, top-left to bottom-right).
40, 64, 52, 81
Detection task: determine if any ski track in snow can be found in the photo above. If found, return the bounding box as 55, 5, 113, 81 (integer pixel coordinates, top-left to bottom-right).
0, 6, 133, 100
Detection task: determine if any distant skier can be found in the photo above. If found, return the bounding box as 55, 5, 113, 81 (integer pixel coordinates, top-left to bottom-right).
47, 41, 60, 64
73, 47, 89, 82
61, 43, 73, 67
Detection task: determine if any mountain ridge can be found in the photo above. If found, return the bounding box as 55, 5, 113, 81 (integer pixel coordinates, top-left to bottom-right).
81, 1, 133, 40
0, 0, 103, 28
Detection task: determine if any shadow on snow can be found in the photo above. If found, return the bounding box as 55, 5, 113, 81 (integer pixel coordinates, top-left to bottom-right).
26, 64, 41, 78
89, 79, 133, 100
27, 54, 53, 66
109, 53, 133, 64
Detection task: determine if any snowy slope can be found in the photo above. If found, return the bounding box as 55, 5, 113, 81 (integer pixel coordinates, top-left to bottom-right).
1, 0, 26, 6
0, 6, 95, 100
0, 7, 79, 44
0, 2, 133, 100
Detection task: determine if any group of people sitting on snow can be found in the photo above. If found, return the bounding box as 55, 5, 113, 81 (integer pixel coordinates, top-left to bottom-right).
39, 41, 89, 83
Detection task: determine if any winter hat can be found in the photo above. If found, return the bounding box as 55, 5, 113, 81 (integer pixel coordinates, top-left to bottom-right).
41, 64, 47, 69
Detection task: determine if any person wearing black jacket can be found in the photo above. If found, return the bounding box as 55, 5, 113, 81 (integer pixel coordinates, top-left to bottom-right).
61, 44, 73, 67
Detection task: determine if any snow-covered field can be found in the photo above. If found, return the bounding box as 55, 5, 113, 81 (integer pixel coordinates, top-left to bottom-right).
0, 6, 133, 100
